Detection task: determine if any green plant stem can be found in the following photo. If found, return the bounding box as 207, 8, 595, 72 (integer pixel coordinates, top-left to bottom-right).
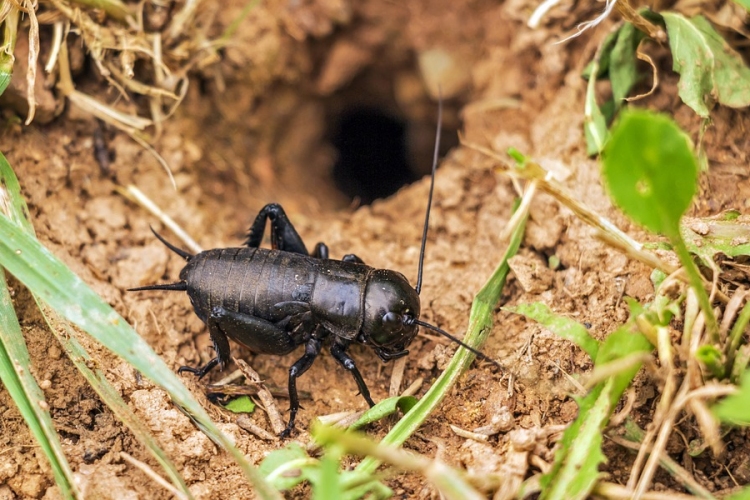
672, 237, 718, 342
357, 209, 526, 475
316, 425, 485, 500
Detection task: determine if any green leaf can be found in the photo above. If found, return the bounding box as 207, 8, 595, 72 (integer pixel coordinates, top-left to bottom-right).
681, 214, 750, 270
714, 370, 750, 425
584, 53, 610, 155
663, 13, 715, 117
504, 302, 599, 360
581, 30, 618, 80
314, 445, 345, 500
540, 383, 608, 500
610, 23, 644, 106
731, 0, 750, 12
223, 395, 256, 413
0, 273, 78, 498
663, 13, 750, 117
260, 443, 317, 491
349, 396, 417, 430
726, 485, 750, 500
508, 147, 526, 164
696, 345, 725, 379
691, 16, 750, 109
602, 110, 697, 238
596, 328, 653, 399
0, 52, 12, 98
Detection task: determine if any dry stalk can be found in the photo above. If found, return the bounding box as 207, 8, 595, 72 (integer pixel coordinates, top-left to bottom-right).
464, 139, 731, 305
115, 185, 202, 253
120, 452, 188, 500
234, 358, 286, 436
606, 435, 714, 498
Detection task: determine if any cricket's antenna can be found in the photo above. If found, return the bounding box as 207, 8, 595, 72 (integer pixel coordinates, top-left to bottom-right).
412, 319, 503, 370
415, 94, 443, 295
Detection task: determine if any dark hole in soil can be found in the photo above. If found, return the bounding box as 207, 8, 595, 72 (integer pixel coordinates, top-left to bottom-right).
331, 107, 416, 204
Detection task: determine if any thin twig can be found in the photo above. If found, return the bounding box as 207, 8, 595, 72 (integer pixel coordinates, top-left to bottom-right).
234, 358, 286, 435
116, 185, 202, 254
120, 452, 188, 500
608, 435, 715, 499
389, 357, 407, 397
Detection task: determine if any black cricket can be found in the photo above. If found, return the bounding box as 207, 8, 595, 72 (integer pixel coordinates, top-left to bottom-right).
131, 102, 493, 437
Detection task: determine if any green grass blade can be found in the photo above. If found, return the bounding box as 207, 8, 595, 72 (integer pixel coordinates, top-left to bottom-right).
0, 151, 194, 497
540, 327, 652, 500
714, 370, 750, 425
357, 209, 527, 474
503, 302, 599, 360
36, 303, 195, 499
0, 213, 281, 499
0, 270, 78, 498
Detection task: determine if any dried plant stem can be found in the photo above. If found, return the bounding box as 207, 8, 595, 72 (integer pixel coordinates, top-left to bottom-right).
464, 140, 730, 305
389, 356, 406, 397
628, 323, 678, 496
234, 358, 286, 436
595, 481, 709, 500
607, 436, 714, 499
120, 452, 189, 500
115, 184, 203, 254
18, 0, 39, 124
632, 381, 737, 498
613, 0, 666, 42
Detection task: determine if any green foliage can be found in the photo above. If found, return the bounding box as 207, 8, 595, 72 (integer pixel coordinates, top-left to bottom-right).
714, 370, 750, 425
582, 23, 645, 154
602, 110, 697, 238
696, 345, 724, 379
540, 328, 652, 500
0, 272, 78, 498
0, 154, 197, 499
609, 24, 644, 108
731, 0, 750, 11
584, 54, 610, 155
259, 442, 390, 498
503, 302, 599, 359
682, 213, 750, 269
223, 395, 257, 413
506, 297, 654, 500
349, 396, 417, 430
662, 13, 750, 117
602, 109, 717, 336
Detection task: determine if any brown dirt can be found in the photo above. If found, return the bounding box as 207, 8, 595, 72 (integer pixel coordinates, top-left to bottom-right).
0, 0, 749, 499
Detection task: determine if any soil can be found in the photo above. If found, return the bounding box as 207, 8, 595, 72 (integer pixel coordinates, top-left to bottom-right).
0, 0, 749, 499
